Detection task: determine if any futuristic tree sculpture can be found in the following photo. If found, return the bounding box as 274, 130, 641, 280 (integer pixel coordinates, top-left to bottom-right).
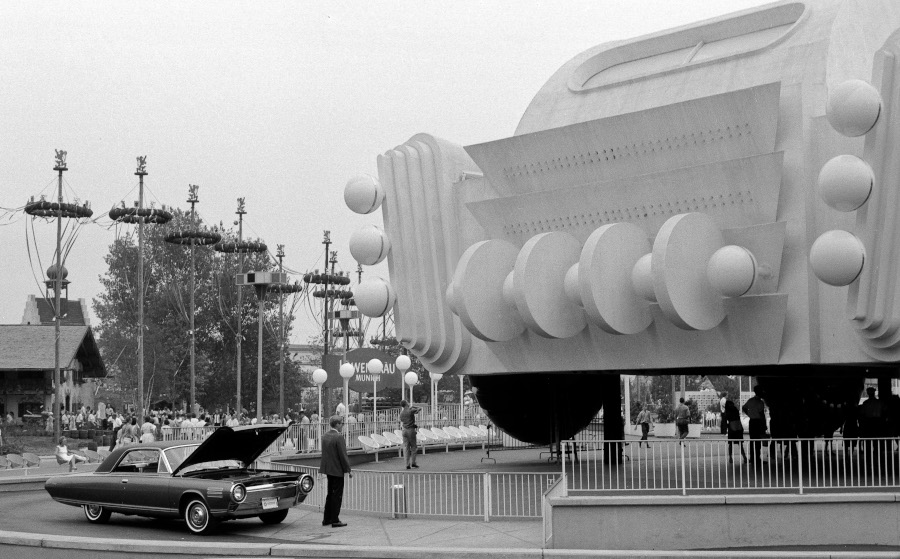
164, 185, 220, 415
109, 156, 172, 417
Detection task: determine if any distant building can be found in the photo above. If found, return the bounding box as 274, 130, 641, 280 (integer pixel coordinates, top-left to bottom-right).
0, 265, 106, 419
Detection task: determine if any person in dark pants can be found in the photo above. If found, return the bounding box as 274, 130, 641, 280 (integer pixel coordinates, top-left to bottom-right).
319, 415, 352, 528
742, 386, 767, 467
399, 400, 421, 469
634, 406, 653, 448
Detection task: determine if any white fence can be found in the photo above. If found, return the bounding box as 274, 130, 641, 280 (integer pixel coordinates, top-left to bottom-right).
263, 461, 557, 520
563, 437, 900, 495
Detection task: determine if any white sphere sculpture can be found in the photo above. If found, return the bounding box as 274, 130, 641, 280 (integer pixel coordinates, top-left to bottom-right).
339, 363, 355, 379
366, 358, 383, 375
312, 368, 327, 385
354, 277, 395, 317
809, 230, 866, 287
404, 371, 418, 386
707, 245, 757, 297
344, 174, 384, 214
827, 80, 882, 137
631, 253, 656, 302
349, 225, 391, 265
818, 155, 874, 212
396, 355, 411, 373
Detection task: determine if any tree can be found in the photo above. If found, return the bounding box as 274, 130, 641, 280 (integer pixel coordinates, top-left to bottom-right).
93, 210, 303, 414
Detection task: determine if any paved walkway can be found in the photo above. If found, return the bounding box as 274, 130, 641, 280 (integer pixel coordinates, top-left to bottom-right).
3, 442, 900, 557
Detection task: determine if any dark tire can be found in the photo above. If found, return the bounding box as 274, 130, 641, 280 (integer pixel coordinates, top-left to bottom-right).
258, 508, 289, 524
184, 498, 218, 535
83, 504, 111, 524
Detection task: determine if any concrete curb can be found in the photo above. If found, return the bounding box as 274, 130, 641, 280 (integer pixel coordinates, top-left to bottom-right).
2, 531, 900, 559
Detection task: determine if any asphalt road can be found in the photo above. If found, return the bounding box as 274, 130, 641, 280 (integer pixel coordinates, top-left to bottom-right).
0, 489, 319, 545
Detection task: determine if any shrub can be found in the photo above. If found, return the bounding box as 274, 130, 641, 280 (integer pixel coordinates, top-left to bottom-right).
655, 400, 675, 423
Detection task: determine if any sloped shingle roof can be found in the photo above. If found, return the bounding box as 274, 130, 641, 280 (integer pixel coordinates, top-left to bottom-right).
0, 325, 106, 377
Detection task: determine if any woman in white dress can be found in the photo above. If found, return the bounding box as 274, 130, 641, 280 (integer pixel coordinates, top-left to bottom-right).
55, 437, 87, 472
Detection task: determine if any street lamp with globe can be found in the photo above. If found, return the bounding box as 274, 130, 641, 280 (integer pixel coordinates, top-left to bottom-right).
396, 355, 411, 400
367, 359, 383, 421
405, 372, 419, 405
430, 372, 443, 420
312, 368, 327, 448
339, 363, 355, 416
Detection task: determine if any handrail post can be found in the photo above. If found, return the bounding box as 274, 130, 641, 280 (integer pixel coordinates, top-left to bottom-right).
483, 472, 491, 522
680, 440, 687, 496
797, 438, 804, 495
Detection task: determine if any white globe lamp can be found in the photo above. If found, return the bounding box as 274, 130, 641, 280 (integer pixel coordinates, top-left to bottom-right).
405, 371, 418, 404
339, 363, 355, 419
312, 368, 327, 432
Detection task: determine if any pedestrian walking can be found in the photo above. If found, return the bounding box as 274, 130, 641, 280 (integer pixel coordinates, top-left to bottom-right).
319, 415, 352, 528
674, 398, 690, 441
634, 406, 653, 448
399, 400, 421, 469
724, 399, 747, 463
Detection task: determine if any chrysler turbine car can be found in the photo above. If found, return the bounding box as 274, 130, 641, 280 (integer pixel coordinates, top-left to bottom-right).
45, 424, 313, 534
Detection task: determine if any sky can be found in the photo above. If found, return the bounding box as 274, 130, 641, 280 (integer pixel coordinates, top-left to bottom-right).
0, 0, 773, 345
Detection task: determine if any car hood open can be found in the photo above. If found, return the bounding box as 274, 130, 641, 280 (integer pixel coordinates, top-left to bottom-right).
172, 424, 288, 476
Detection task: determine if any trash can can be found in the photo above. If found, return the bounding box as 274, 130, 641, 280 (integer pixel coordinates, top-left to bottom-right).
391, 484, 407, 519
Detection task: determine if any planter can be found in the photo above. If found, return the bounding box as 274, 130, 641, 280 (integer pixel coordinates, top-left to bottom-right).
653, 423, 676, 438
688, 424, 702, 439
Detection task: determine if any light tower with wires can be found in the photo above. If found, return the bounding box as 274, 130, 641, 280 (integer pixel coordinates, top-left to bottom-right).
109, 156, 172, 418
269, 244, 303, 417
24, 150, 93, 444
164, 185, 220, 415
213, 198, 267, 418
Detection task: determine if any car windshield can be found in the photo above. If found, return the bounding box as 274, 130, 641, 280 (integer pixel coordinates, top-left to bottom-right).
163, 444, 243, 474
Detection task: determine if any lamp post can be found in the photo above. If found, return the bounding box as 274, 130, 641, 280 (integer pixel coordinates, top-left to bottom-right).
405, 372, 418, 405
312, 368, 327, 449
429, 372, 443, 421
396, 355, 411, 401
367, 359, 383, 425
339, 362, 355, 445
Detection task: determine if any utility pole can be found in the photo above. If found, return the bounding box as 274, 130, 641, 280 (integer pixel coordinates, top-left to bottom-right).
236, 201, 246, 417
52, 154, 66, 444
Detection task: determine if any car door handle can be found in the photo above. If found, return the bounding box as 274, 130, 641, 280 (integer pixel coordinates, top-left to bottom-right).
121, 479, 128, 484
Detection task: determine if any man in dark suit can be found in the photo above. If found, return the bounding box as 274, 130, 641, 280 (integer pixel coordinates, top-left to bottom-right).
319, 414, 352, 527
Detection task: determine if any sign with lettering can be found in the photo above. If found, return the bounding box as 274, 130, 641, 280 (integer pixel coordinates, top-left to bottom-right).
322, 348, 401, 393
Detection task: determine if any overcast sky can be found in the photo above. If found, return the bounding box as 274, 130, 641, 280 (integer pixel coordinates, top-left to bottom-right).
0, 0, 772, 344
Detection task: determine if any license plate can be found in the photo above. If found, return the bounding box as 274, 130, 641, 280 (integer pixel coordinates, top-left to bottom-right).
261, 497, 278, 510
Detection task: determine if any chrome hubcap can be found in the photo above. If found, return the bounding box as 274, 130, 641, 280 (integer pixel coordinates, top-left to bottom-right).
189, 505, 207, 528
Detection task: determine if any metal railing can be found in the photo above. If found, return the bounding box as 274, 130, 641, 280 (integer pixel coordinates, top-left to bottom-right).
262, 460, 557, 520
563, 437, 900, 495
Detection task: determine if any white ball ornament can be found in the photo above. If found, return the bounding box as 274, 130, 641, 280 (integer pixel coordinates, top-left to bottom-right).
809, 230, 865, 286
404, 372, 418, 386
827, 80, 882, 137
818, 155, 874, 212
312, 368, 327, 385
339, 363, 355, 379
354, 276, 396, 317
707, 245, 756, 297
344, 174, 384, 214
349, 225, 391, 265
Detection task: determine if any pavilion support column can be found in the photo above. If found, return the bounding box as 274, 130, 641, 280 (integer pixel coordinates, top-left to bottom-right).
600, 373, 624, 464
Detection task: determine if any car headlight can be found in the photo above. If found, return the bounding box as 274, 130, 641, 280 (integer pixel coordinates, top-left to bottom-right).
299, 475, 314, 494
231, 484, 247, 503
